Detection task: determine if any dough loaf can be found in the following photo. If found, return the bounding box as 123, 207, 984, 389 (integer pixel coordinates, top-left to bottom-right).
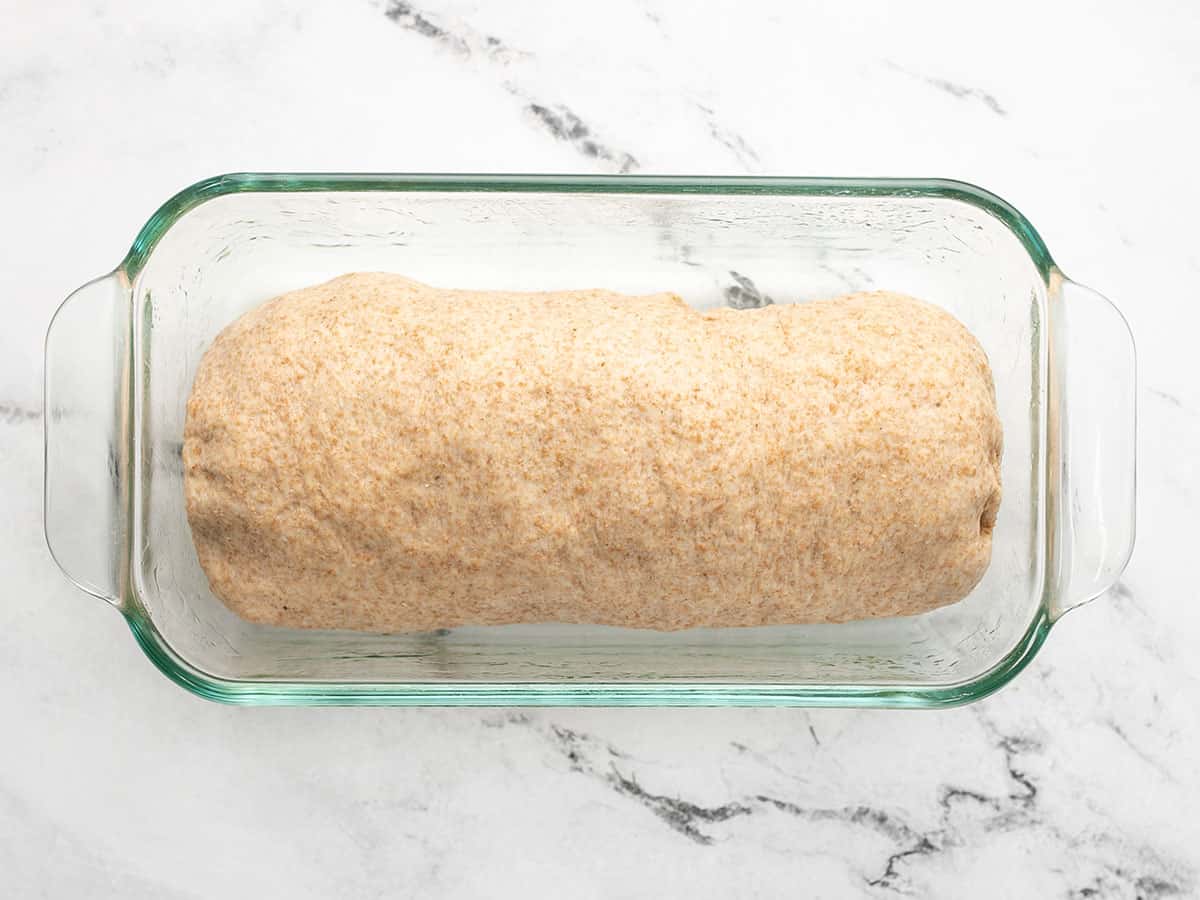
184, 273, 1002, 631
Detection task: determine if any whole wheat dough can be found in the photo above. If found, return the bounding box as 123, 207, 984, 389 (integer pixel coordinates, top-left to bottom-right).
184, 273, 1002, 631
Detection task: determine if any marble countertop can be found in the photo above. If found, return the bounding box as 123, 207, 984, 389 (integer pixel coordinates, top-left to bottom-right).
2, 1, 1198, 896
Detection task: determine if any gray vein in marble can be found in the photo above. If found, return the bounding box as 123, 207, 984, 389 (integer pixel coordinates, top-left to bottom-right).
925, 77, 1007, 116
637, 0, 665, 30
1069, 866, 1189, 899
816, 259, 876, 292
755, 795, 947, 890
481, 711, 531, 729
948, 716, 1189, 896
886, 61, 1007, 116
549, 724, 633, 768
378, 0, 634, 172
548, 723, 760, 845
937, 787, 1000, 813
757, 796, 920, 846
696, 102, 760, 170
1105, 719, 1177, 784
383, 1, 469, 54
866, 836, 938, 889
525, 717, 961, 888
152, 440, 185, 477
380, 0, 527, 61
756, 775, 1193, 896
0, 403, 40, 425
724, 270, 773, 309
996, 733, 1040, 806
970, 709, 1043, 815
1108, 579, 1140, 610
547, 725, 767, 845
611, 769, 753, 845
1148, 386, 1185, 410
1106, 580, 1181, 666
674, 243, 701, 267
727, 740, 813, 784
524, 102, 639, 173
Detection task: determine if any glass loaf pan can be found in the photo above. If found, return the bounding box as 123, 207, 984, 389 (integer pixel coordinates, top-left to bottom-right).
44, 174, 1135, 706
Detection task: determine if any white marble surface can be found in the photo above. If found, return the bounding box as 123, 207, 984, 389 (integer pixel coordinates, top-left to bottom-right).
2, 0, 1199, 896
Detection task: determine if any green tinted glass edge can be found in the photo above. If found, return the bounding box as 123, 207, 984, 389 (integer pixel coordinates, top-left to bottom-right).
120, 172, 1056, 707
127, 609, 1051, 707
120, 173, 1056, 279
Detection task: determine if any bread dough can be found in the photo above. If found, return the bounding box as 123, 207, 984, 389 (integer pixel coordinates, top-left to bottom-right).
184, 273, 1002, 631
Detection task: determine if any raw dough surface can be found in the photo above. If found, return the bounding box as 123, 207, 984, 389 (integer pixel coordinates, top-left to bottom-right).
184, 273, 1002, 631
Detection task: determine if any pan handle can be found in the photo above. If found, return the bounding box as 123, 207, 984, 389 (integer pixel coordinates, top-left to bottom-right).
43, 271, 131, 606
1049, 272, 1137, 619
